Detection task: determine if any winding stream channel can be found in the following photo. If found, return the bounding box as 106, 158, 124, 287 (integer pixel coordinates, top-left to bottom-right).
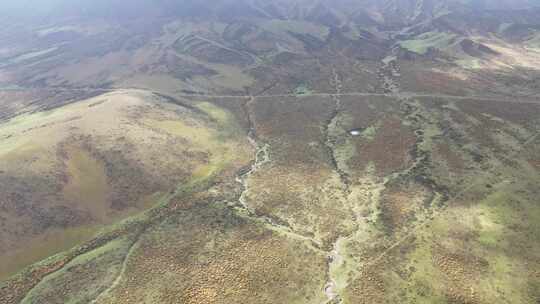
234, 97, 323, 250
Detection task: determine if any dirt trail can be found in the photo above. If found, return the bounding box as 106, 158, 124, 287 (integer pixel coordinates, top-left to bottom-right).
1, 87, 538, 105
193, 34, 263, 66
88, 232, 143, 304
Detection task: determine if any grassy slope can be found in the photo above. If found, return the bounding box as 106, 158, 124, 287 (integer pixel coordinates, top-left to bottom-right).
0, 91, 251, 281
399, 32, 458, 55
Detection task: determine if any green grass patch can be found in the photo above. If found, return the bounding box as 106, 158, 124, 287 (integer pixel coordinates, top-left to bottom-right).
399, 32, 457, 55
20, 236, 133, 304
196, 101, 232, 125
405, 241, 447, 304
456, 58, 482, 69
525, 32, 540, 49
359, 125, 378, 141
294, 85, 313, 96
195, 101, 244, 138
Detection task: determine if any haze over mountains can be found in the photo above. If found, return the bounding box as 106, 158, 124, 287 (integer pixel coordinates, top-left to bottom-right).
0, 1, 539, 304
1, 0, 540, 97
3, 0, 540, 16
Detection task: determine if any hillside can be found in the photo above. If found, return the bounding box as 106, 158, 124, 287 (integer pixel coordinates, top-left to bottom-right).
0, 1, 539, 303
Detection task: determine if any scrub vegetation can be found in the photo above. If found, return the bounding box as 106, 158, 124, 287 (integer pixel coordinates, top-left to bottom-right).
1, 0, 540, 303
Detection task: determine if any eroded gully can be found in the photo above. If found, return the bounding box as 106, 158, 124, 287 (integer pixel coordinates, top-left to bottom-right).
234, 96, 324, 252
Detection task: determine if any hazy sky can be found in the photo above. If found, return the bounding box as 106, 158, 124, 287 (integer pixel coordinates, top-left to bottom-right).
2, 0, 540, 19
0, 0, 168, 19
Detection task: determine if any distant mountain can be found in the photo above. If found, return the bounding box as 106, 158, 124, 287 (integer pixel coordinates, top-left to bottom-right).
2, 0, 540, 20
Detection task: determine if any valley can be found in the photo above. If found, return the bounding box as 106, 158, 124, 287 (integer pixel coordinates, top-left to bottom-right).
0, 1, 539, 303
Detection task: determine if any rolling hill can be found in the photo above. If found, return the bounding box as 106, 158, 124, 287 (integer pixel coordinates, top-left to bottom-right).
0, 1, 539, 303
